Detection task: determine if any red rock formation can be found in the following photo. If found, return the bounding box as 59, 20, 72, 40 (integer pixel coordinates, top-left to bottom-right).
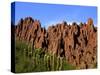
15, 17, 97, 69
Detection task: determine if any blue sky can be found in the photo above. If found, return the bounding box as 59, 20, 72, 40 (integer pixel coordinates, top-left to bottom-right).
11, 2, 97, 28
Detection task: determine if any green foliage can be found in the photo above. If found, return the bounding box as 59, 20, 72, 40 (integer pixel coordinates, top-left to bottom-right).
79, 22, 83, 27
15, 40, 76, 73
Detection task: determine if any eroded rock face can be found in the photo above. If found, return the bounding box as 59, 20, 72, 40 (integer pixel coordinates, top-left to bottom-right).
15, 17, 97, 69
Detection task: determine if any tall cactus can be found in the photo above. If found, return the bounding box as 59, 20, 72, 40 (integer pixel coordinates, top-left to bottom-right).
44, 54, 47, 67
23, 48, 26, 59
32, 56, 36, 68
56, 56, 60, 70
59, 57, 63, 70
46, 55, 50, 71
28, 45, 30, 58
52, 53, 55, 71
35, 53, 39, 67
49, 54, 52, 70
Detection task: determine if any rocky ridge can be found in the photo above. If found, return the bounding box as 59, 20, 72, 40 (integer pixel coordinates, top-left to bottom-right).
15, 17, 97, 69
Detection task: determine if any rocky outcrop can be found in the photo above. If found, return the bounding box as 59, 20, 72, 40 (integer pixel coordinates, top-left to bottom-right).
15, 17, 97, 69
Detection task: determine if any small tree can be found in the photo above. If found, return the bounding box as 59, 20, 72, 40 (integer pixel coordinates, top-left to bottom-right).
79, 22, 83, 27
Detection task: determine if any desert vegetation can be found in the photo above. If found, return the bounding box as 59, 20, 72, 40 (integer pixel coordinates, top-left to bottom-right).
15, 40, 75, 73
